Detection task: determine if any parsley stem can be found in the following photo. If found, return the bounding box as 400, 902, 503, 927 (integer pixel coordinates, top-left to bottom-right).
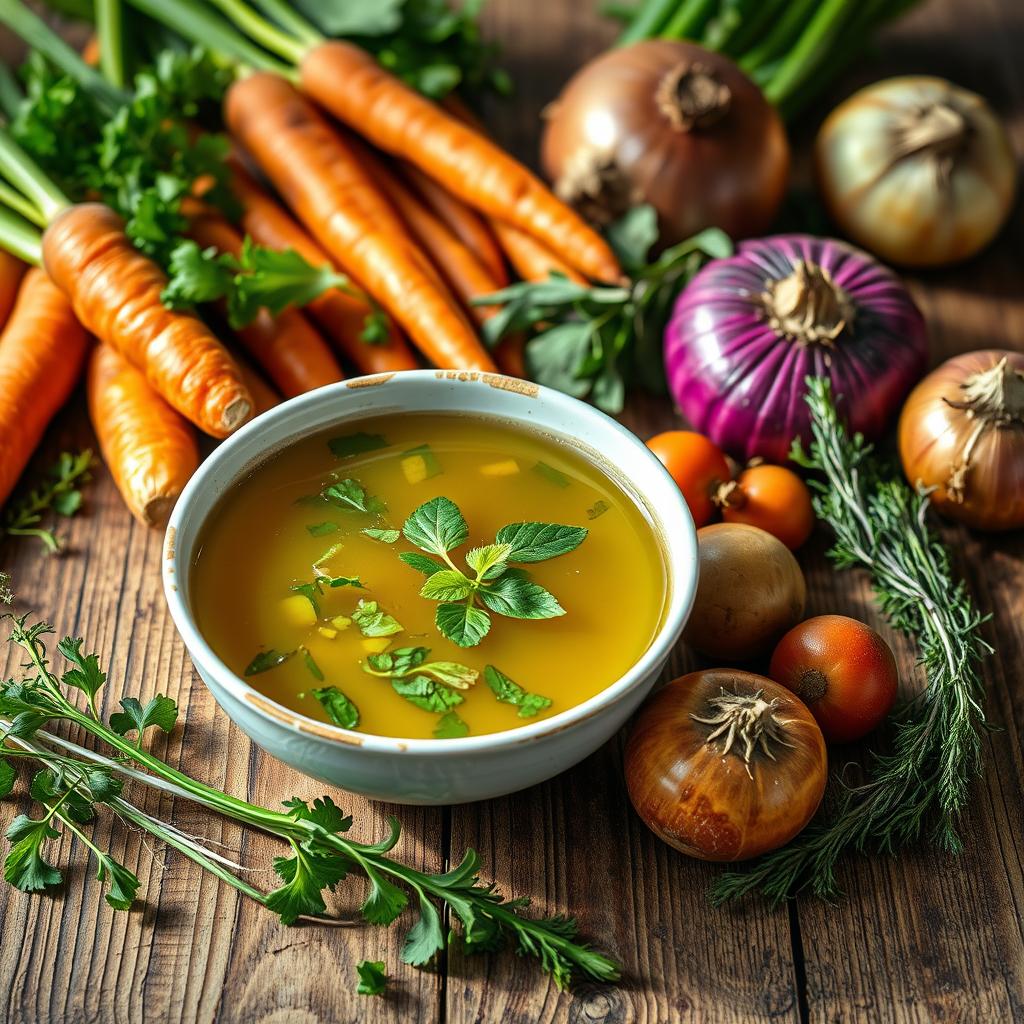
206, 0, 308, 65
0, 204, 42, 265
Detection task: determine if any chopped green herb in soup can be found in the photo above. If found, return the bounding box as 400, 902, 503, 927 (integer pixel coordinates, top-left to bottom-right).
192, 414, 667, 739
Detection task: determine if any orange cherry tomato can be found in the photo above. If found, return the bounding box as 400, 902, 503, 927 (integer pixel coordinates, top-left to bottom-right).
769, 615, 898, 743
646, 430, 730, 527
722, 464, 814, 549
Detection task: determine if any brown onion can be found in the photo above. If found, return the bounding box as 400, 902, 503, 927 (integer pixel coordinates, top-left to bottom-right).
684, 523, 806, 660
625, 669, 827, 861
898, 350, 1024, 531
541, 40, 789, 244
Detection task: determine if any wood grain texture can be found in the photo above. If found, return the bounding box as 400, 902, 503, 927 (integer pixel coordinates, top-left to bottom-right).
1, 0, 1023, 1021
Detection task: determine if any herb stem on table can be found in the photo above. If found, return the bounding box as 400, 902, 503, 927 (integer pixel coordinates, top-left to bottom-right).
712, 378, 991, 903
0, 581, 619, 988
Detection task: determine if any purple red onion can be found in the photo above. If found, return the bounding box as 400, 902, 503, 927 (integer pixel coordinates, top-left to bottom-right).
664, 234, 928, 463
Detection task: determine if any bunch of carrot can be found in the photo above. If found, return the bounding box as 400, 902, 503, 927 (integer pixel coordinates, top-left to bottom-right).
0, 0, 623, 534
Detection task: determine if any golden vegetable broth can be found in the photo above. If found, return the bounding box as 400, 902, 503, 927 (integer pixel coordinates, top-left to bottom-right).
192, 414, 667, 739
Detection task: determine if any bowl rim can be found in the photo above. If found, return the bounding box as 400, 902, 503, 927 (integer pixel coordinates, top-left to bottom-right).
163, 370, 697, 757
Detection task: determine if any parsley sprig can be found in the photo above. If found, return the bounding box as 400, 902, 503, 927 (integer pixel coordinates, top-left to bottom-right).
0, 451, 93, 553
398, 497, 587, 647
712, 379, 991, 904
0, 584, 619, 987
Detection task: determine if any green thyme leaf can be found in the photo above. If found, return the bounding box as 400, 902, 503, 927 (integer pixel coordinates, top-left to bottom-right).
57, 637, 106, 703
329, 432, 389, 459
435, 603, 491, 648
433, 711, 469, 738
494, 522, 588, 563
420, 569, 474, 602
363, 528, 400, 543
307, 521, 339, 537
484, 665, 552, 718
402, 497, 468, 556
352, 600, 403, 637
479, 571, 564, 620
244, 649, 296, 675
356, 959, 388, 996
312, 686, 360, 729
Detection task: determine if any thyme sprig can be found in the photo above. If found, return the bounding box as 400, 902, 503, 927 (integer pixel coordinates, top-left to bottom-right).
0, 450, 93, 552
712, 378, 991, 904
0, 580, 618, 988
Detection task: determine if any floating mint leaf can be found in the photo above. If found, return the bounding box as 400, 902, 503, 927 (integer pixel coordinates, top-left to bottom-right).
245, 649, 295, 675
312, 686, 360, 729
484, 665, 552, 718
435, 603, 491, 648
494, 522, 587, 563
402, 497, 468, 556
362, 528, 400, 543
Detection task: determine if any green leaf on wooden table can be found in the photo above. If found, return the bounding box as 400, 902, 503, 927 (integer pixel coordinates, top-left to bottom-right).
109, 695, 178, 742
57, 636, 106, 703
266, 846, 350, 925
402, 894, 445, 965
356, 959, 389, 996
283, 795, 353, 834
312, 686, 360, 729
95, 852, 141, 911
0, 759, 16, 798
360, 863, 409, 924
4, 814, 62, 892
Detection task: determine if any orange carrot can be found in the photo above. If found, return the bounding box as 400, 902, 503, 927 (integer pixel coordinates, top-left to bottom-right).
81, 34, 100, 67
225, 74, 495, 373
399, 163, 507, 285
186, 209, 345, 397
0, 268, 89, 508
234, 357, 281, 416
41, 203, 252, 438
0, 250, 26, 330
492, 221, 588, 286
298, 42, 622, 284
87, 344, 199, 527
227, 159, 418, 375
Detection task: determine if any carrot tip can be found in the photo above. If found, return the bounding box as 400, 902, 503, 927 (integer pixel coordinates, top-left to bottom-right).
141, 495, 176, 529
222, 397, 253, 433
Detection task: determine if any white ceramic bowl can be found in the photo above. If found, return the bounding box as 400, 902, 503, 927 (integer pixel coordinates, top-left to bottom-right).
163, 370, 697, 804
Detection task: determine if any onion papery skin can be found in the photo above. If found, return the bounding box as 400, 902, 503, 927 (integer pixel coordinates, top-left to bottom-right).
815, 77, 1017, 268
898, 350, 1024, 531
625, 669, 827, 862
540, 40, 789, 244
665, 234, 928, 463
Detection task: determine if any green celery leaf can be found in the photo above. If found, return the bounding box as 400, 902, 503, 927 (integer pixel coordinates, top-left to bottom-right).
495, 522, 587, 562
484, 665, 552, 718
362, 528, 400, 543
283, 795, 353, 834
399, 551, 447, 576
96, 852, 140, 911
84, 767, 122, 803
312, 686, 360, 729
352, 600, 404, 637
245, 648, 296, 675
307, 521, 339, 537
7, 712, 45, 739
57, 636, 106, 702
356, 959, 389, 996
328, 431, 389, 459
402, 894, 446, 965
392, 675, 464, 713
360, 863, 409, 924
420, 569, 474, 602
109, 695, 178, 739
402, 497, 468, 556
604, 204, 659, 274
479, 572, 564, 619
267, 847, 350, 925
433, 711, 469, 738
0, 759, 14, 798
4, 815, 62, 892
435, 603, 491, 648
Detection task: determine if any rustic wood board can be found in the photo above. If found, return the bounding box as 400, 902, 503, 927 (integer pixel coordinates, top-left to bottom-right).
1, 0, 1023, 1021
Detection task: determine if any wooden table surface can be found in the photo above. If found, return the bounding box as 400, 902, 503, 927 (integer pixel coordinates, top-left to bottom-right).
2, 1, 1023, 1021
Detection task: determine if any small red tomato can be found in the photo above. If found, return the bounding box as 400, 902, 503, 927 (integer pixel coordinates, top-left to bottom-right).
647, 431, 730, 527
769, 615, 898, 743
721, 464, 815, 549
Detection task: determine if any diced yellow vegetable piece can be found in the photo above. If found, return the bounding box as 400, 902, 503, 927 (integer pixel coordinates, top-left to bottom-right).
280, 594, 317, 629
361, 637, 391, 654
318, 627, 338, 640
402, 454, 428, 485
480, 459, 519, 477
331, 615, 351, 631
